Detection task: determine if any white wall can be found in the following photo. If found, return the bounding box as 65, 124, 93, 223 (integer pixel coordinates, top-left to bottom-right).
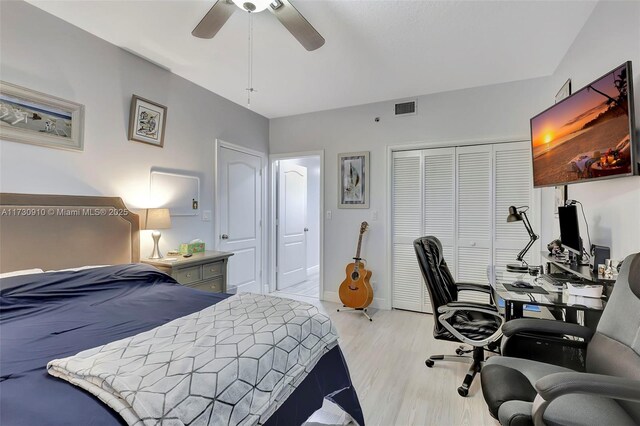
279, 157, 321, 273
270, 76, 555, 308
539, 1, 640, 261
0, 1, 269, 257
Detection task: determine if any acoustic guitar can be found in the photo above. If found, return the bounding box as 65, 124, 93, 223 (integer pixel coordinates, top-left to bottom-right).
339, 221, 374, 309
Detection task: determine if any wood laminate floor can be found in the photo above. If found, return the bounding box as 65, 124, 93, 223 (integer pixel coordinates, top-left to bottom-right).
269, 292, 499, 426
274, 273, 319, 298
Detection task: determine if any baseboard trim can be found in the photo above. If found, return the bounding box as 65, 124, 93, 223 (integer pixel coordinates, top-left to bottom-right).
235, 281, 261, 294
323, 291, 388, 310
307, 265, 319, 275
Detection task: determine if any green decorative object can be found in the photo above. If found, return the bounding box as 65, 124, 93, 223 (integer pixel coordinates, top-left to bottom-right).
179, 242, 205, 255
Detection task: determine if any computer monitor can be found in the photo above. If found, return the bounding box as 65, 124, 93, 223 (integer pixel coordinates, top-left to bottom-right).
558, 205, 583, 262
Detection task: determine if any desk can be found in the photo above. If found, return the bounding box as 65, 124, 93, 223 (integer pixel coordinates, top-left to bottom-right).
491, 267, 606, 321
541, 252, 616, 284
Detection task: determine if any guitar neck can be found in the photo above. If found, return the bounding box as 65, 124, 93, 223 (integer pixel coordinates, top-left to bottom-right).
354, 232, 364, 260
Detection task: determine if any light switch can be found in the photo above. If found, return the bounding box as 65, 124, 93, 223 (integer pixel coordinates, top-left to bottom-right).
202, 210, 212, 222
326, 210, 332, 220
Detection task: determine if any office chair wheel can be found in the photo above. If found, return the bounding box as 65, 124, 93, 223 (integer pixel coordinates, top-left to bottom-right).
425, 359, 435, 368
457, 385, 469, 397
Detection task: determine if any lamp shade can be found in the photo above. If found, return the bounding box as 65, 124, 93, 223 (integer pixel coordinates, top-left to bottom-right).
506, 206, 523, 223
140, 208, 171, 230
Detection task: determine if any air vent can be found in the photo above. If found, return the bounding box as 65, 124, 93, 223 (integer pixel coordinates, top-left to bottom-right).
394, 100, 417, 116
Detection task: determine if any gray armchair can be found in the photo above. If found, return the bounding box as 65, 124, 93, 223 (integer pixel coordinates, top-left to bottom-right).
481, 252, 640, 426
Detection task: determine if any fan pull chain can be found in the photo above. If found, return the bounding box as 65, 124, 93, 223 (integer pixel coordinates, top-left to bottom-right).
246, 12, 256, 107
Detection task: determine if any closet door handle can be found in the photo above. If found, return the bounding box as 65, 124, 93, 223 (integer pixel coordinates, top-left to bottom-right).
221, 234, 229, 240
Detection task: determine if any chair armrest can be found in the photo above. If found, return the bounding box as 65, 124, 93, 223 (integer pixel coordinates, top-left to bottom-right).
532, 373, 640, 426
535, 373, 640, 403
502, 318, 593, 340
456, 282, 492, 294
442, 301, 498, 312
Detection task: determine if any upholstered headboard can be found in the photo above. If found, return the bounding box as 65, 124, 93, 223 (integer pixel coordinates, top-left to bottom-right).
0, 193, 140, 273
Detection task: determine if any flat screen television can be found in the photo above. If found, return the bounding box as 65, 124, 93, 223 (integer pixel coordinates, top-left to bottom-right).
530, 61, 637, 188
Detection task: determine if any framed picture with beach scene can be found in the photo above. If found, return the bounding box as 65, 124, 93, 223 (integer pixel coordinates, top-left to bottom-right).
128, 95, 167, 147
0, 81, 84, 151
338, 151, 370, 209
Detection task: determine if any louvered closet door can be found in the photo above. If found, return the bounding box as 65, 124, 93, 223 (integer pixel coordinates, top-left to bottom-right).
494, 142, 536, 269
391, 151, 424, 312
456, 145, 492, 304
423, 148, 456, 313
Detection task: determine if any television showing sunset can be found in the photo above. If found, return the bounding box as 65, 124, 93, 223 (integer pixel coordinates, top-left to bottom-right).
531, 63, 633, 187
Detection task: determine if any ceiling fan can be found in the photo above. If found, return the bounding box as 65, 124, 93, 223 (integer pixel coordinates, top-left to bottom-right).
192, 0, 325, 51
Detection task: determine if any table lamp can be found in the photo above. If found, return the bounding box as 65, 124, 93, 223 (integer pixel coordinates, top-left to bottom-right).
506, 205, 538, 273
140, 208, 171, 259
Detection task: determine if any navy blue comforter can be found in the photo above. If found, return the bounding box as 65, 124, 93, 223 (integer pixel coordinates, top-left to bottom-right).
0, 264, 363, 425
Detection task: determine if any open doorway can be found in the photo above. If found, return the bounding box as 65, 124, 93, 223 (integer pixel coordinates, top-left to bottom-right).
270, 153, 322, 300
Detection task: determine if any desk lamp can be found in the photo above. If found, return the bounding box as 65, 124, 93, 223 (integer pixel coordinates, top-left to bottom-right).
506, 206, 538, 273
141, 208, 171, 259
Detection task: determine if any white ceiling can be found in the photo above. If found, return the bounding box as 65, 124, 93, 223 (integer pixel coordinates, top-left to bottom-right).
28, 0, 597, 118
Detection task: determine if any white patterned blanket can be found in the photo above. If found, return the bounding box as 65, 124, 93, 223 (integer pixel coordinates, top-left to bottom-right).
47, 293, 338, 426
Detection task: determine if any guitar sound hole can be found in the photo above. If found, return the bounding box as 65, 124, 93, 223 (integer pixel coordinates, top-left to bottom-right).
351, 271, 360, 281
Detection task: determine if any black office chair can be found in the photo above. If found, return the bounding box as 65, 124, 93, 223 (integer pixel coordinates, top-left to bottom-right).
414, 236, 504, 396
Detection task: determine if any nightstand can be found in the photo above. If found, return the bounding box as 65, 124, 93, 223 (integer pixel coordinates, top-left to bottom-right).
142, 250, 233, 293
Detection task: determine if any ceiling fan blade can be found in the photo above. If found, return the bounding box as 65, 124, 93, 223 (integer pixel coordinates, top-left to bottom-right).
192, 0, 235, 39
268, 0, 325, 51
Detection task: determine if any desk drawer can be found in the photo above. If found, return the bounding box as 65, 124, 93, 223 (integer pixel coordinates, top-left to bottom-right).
175, 265, 201, 284
189, 277, 224, 293
202, 261, 224, 279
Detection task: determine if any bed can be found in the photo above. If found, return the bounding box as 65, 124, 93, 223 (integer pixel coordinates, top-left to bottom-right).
0, 193, 364, 426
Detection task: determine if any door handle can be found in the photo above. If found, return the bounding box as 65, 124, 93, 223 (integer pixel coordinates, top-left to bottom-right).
221, 234, 229, 240
304, 228, 309, 232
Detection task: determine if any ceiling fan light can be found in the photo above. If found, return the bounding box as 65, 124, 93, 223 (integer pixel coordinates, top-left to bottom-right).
232, 0, 272, 13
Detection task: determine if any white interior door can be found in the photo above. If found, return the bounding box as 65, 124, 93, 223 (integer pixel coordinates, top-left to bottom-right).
422, 147, 457, 313
456, 144, 492, 304
218, 145, 262, 293
391, 142, 534, 313
391, 151, 424, 312
277, 163, 308, 289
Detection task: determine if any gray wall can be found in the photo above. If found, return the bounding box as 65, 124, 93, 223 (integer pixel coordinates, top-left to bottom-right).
270, 76, 554, 307
271, 1, 640, 308
540, 0, 640, 260
0, 1, 269, 256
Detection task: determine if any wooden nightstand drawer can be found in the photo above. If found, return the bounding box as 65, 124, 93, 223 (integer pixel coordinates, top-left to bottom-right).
141, 251, 231, 293
189, 277, 224, 293
202, 261, 223, 279
175, 265, 201, 284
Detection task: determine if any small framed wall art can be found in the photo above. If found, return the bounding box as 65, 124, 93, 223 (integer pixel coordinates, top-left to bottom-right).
128, 95, 167, 147
0, 81, 84, 151
338, 151, 370, 209
555, 79, 571, 104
